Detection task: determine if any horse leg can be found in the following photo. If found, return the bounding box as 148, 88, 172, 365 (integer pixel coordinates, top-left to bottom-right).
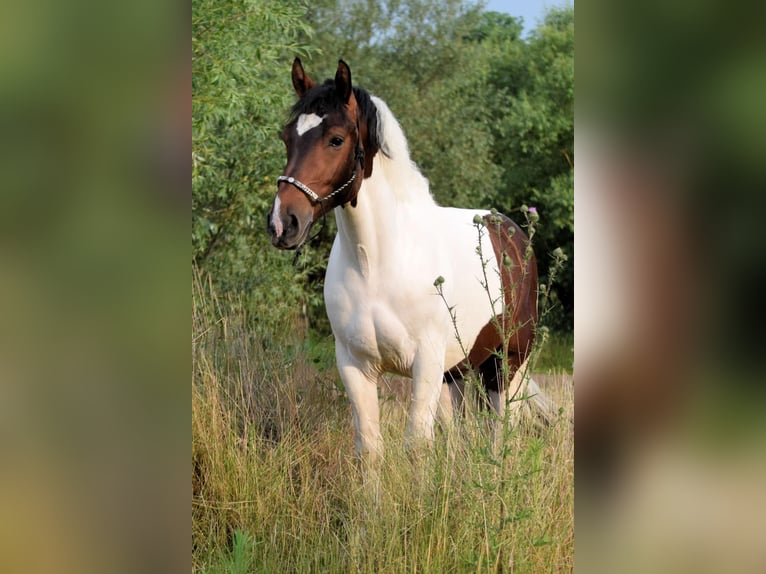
336, 347, 382, 467
437, 382, 454, 427
406, 353, 446, 449
479, 352, 503, 413
506, 355, 531, 409
480, 350, 530, 412
479, 351, 530, 444
439, 371, 466, 424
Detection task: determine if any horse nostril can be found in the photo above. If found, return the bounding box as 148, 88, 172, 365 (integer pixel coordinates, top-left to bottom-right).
288, 213, 299, 231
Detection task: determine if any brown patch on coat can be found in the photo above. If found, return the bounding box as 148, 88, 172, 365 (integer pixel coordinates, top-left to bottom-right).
446, 213, 538, 389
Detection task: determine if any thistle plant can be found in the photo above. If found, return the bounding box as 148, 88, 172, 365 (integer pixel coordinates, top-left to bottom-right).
434, 205, 568, 568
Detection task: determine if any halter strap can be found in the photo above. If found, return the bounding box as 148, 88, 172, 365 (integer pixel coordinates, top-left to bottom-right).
277, 172, 356, 205
277, 145, 364, 206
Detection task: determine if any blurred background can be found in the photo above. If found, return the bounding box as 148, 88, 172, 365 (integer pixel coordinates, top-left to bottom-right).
0, 0, 188, 572
576, 0, 766, 571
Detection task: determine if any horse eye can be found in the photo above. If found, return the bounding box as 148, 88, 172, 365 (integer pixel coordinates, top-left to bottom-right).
329, 136, 344, 148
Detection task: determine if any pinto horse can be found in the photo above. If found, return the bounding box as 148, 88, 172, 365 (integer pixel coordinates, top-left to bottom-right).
268, 59, 538, 461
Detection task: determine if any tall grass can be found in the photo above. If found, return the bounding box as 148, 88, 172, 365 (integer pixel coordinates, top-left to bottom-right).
192, 273, 573, 572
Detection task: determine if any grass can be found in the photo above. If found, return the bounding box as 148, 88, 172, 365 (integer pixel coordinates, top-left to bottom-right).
534, 332, 574, 375
192, 276, 573, 573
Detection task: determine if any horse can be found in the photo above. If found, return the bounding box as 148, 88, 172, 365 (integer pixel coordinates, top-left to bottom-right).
267, 59, 538, 462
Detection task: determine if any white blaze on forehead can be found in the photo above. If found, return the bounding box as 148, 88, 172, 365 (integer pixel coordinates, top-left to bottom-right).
296, 113, 325, 136
271, 194, 284, 237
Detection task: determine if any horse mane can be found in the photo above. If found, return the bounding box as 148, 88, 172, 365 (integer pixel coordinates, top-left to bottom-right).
289, 79, 433, 205
369, 95, 433, 204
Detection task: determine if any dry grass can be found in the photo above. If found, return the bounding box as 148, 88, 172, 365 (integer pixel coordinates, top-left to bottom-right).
192, 278, 573, 573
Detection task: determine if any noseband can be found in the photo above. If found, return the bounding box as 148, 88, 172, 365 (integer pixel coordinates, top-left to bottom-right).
277, 171, 356, 205
277, 124, 365, 208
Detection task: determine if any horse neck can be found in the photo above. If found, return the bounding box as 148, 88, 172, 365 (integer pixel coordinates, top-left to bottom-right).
334, 161, 392, 263
333, 154, 433, 266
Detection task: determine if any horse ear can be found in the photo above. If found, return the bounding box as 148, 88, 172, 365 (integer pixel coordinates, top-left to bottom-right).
335, 60, 352, 103
291, 57, 315, 97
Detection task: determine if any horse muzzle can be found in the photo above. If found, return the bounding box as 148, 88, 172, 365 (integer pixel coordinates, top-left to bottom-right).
267, 203, 311, 250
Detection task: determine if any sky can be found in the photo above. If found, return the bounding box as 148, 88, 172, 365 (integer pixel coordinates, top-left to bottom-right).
483, 0, 572, 37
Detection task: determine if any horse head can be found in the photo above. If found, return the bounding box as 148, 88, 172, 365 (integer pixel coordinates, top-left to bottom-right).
267, 58, 380, 250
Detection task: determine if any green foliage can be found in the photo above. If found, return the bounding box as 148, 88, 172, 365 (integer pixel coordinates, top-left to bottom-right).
535, 331, 574, 374
201, 530, 255, 574
192, 0, 314, 294
479, 7, 575, 331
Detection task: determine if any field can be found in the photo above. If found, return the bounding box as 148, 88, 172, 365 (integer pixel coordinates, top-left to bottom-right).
192, 278, 573, 573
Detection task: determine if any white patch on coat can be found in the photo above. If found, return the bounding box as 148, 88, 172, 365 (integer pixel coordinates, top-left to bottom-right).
296, 113, 325, 136
271, 194, 283, 237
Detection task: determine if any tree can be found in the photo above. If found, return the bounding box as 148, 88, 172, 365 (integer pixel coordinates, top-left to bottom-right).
478, 7, 574, 331
192, 0, 318, 331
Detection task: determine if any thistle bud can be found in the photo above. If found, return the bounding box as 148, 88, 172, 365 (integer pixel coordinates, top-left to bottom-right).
433, 276, 445, 287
